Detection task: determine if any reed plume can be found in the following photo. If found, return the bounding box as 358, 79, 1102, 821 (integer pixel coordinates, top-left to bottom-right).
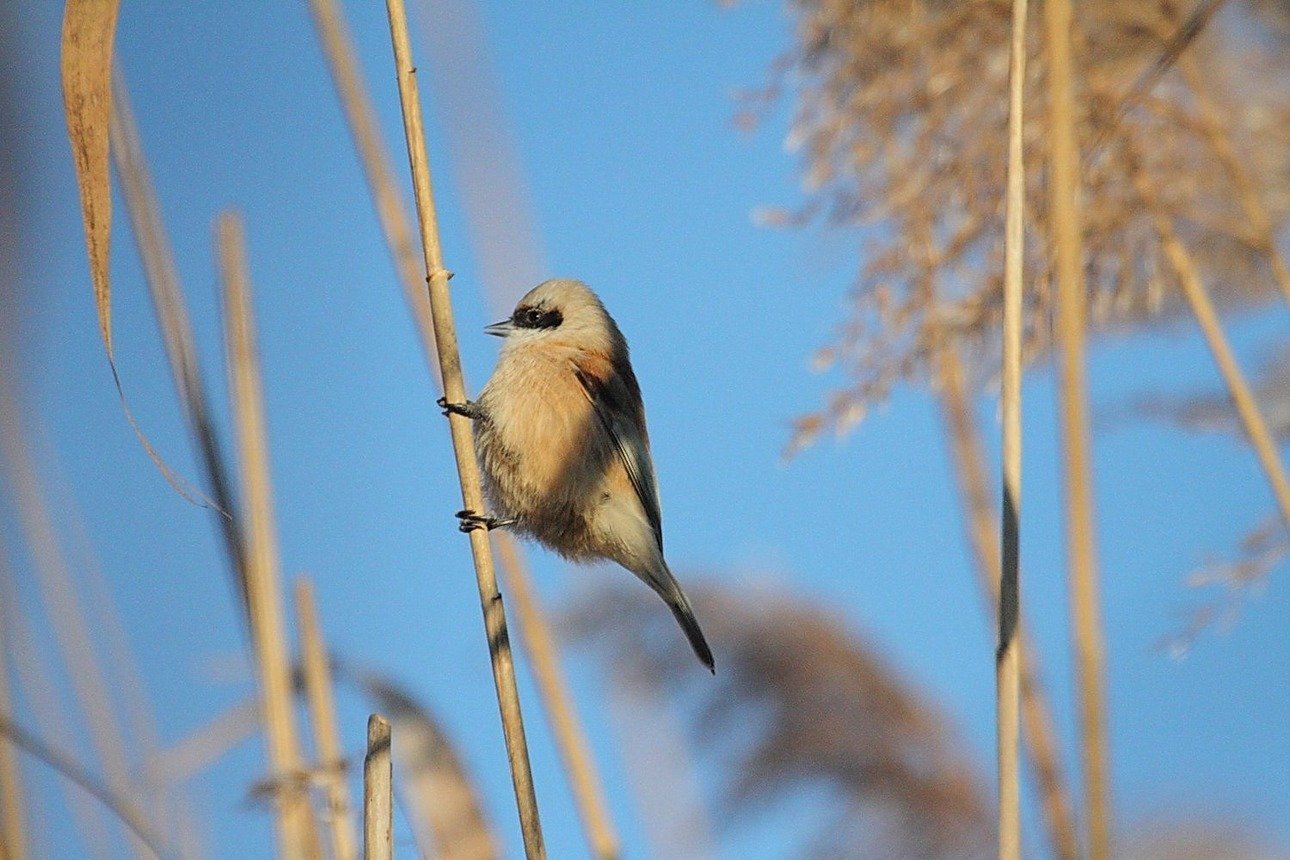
570, 579, 992, 858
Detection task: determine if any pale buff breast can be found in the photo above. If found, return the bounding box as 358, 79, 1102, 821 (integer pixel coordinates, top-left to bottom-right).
475, 347, 616, 552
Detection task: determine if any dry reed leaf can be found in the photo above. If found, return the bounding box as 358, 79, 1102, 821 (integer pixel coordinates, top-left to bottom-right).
335, 661, 500, 860
568, 580, 992, 858
61, 2, 212, 506
61, 0, 119, 354
109, 69, 250, 620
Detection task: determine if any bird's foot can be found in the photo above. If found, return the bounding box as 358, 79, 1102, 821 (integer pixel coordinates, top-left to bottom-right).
437, 397, 483, 420
455, 509, 515, 533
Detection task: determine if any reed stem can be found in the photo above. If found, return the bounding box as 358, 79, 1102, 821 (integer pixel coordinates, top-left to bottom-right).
382, 2, 545, 855
217, 213, 321, 859
295, 578, 359, 860
998, 0, 1027, 855
1044, 0, 1112, 855
935, 350, 1079, 860
363, 715, 391, 860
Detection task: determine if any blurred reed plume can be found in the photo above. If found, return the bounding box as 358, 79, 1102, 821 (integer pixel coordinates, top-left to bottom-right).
569, 579, 992, 858
755, 0, 1288, 454
1123, 344, 1290, 442
335, 660, 500, 860
1114, 345, 1290, 653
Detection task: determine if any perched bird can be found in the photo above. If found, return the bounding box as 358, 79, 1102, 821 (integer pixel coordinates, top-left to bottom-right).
441, 278, 714, 672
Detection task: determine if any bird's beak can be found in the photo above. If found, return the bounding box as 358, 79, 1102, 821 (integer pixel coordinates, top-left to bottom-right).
484, 319, 513, 338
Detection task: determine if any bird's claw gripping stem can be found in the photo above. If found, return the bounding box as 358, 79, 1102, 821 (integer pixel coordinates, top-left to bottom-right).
456, 509, 515, 533
437, 397, 482, 420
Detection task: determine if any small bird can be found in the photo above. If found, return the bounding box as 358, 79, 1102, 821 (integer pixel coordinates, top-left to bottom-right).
441, 278, 714, 672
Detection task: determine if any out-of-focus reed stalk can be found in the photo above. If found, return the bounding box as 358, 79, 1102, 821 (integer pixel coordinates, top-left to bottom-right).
1129, 156, 1290, 529
294, 578, 358, 860
149, 698, 261, 787
0, 717, 166, 859
217, 212, 321, 858
1045, 0, 1111, 856
304, 0, 437, 379
363, 714, 392, 860
935, 350, 1078, 860
383, 2, 545, 855
308, 2, 610, 854
997, 1, 1027, 857
0, 559, 27, 860
108, 69, 250, 620
494, 539, 619, 859
0, 388, 151, 858
1, 569, 114, 855
337, 661, 499, 859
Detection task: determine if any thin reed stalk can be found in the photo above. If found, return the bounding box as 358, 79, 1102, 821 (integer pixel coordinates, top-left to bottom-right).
304, 0, 437, 379
217, 213, 321, 858
383, 2, 546, 856
935, 349, 1078, 860
997, 1, 1027, 856
0, 386, 151, 858
148, 697, 260, 787
108, 69, 250, 620
1, 568, 115, 854
1045, 0, 1112, 855
363, 714, 392, 860
494, 538, 619, 859
0, 717, 166, 859
295, 578, 359, 860
305, 5, 612, 850
0, 561, 27, 860
1129, 158, 1290, 528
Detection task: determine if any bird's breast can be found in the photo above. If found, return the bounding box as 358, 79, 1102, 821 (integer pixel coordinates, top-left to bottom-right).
476, 350, 611, 516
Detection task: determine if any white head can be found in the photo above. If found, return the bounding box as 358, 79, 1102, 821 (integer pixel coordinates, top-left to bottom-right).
485, 279, 626, 357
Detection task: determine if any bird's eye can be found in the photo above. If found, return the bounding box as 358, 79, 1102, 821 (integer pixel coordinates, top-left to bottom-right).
524, 308, 543, 325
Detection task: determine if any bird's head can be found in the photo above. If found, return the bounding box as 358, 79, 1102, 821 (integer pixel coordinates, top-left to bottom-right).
486, 278, 624, 357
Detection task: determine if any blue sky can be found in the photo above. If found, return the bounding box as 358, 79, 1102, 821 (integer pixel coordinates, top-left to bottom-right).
5, 1, 1289, 857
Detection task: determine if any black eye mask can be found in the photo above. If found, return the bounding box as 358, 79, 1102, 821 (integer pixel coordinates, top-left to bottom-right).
513, 306, 564, 330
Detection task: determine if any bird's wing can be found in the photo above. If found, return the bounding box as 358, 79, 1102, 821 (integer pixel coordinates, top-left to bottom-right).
572, 356, 664, 550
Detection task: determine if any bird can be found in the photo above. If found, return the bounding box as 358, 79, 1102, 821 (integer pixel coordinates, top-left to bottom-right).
439, 278, 715, 672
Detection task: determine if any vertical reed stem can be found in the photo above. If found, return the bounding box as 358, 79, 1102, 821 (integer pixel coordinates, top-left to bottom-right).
1044, 0, 1112, 855
936, 351, 1079, 860
217, 213, 321, 859
310, 0, 616, 847
382, 2, 545, 855
363, 714, 392, 860
494, 538, 619, 859
998, 1, 1027, 856
295, 578, 359, 860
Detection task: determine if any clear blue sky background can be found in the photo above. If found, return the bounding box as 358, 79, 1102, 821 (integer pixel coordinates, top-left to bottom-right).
5, 1, 1288, 857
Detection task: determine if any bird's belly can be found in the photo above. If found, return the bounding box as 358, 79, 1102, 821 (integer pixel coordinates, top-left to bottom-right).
475, 375, 612, 557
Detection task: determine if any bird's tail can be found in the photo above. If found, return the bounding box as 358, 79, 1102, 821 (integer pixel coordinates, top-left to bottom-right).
641, 561, 715, 673
667, 589, 715, 673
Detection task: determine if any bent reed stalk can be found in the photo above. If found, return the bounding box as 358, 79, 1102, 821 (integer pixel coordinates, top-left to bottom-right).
382, 1, 546, 855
